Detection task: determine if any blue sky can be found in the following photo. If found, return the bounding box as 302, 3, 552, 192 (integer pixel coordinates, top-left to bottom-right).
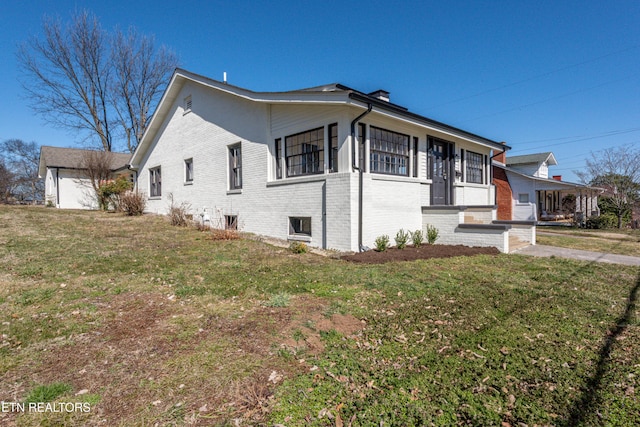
1, 0, 639, 183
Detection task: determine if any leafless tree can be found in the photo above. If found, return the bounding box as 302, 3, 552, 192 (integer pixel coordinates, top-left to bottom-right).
111, 28, 178, 153
0, 159, 16, 203
17, 12, 113, 151
17, 10, 178, 153
1, 139, 44, 203
576, 146, 640, 228
81, 150, 114, 210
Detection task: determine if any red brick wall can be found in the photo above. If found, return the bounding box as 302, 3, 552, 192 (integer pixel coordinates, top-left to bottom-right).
492, 165, 512, 220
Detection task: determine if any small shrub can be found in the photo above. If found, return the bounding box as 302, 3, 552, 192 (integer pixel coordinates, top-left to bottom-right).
119, 191, 146, 216
194, 221, 209, 232
412, 229, 424, 248
209, 209, 241, 239
265, 292, 291, 307
168, 194, 190, 226
98, 174, 133, 211
426, 225, 439, 244
395, 229, 410, 249
585, 213, 618, 229
289, 241, 308, 254
46, 199, 54, 208
211, 228, 240, 240
374, 234, 390, 252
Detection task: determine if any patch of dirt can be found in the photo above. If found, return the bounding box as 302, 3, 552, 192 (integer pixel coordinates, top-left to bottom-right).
0, 292, 364, 426
341, 244, 500, 264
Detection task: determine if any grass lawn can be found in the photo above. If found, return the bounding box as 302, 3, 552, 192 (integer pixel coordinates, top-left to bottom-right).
1, 206, 638, 426
537, 227, 640, 257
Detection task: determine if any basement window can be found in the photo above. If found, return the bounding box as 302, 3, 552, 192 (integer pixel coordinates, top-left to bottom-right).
289, 217, 311, 237
225, 215, 238, 230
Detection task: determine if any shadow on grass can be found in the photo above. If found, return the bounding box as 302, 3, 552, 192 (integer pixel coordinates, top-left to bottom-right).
562, 270, 639, 427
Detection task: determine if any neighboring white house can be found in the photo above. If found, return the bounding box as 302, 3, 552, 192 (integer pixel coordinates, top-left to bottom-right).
38, 146, 132, 209
493, 151, 600, 223
130, 68, 534, 252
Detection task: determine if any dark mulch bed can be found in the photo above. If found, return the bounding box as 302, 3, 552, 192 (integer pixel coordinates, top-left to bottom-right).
341, 244, 500, 264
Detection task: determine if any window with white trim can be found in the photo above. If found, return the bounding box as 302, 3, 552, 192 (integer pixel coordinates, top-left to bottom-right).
149, 166, 161, 197
229, 144, 242, 190
184, 158, 193, 183
289, 217, 311, 237
328, 123, 338, 173
274, 138, 282, 179
518, 193, 530, 204
465, 151, 484, 184
285, 127, 324, 177
370, 126, 409, 176
225, 215, 238, 230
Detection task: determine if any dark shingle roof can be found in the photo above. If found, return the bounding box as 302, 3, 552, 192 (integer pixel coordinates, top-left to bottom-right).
38, 146, 131, 177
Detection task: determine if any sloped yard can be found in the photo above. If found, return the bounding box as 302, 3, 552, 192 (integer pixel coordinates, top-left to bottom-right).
0, 206, 638, 426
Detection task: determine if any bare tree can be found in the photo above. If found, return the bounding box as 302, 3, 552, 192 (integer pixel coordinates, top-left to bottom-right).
17, 12, 113, 151
0, 159, 16, 203
17, 10, 178, 153
576, 146, 640, 228
1, 139, 44, 203
81, 150, 114, 210
111, 28, 178, 153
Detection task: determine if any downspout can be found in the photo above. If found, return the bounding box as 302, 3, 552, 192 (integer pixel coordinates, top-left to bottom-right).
350, 103, 372, 252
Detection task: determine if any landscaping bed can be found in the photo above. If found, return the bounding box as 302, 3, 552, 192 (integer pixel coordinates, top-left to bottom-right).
342, 244, 500, 263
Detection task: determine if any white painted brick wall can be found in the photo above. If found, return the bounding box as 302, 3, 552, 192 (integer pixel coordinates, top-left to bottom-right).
135, 79, 507, 253
137, 83, 355, 251
508, 224, 536, 245
361, 175, 423, 250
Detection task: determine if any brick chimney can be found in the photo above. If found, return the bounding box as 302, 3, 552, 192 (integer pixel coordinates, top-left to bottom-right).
368, 89, 390, 102
493, 142, 508, 164
553, 175, 562, 181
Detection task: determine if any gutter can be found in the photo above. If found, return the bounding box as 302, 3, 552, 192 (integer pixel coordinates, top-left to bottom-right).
346, 91, 508, 151
350, 103, 373, 252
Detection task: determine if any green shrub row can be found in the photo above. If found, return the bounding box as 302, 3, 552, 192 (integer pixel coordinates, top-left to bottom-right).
375, 226, 439, 251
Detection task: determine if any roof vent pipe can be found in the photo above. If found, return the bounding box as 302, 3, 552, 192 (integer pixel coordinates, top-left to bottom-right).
223, 72, 227, 84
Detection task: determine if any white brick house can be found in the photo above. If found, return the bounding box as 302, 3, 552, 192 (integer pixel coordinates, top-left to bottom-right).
130, 69, 532, 252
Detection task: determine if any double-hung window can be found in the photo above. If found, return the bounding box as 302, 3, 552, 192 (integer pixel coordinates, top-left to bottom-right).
466, 151, 484, 184
149, 166, 161, 197
285, 127, 324, 177
369, 126, 409, 176
184, 158, 193, 183
229, 144, 242, 190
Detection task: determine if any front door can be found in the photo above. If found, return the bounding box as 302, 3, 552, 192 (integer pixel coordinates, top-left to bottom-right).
430, 138, 451, 205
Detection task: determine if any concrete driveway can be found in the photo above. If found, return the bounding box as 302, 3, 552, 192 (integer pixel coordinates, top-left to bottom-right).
514, 245, 640, 266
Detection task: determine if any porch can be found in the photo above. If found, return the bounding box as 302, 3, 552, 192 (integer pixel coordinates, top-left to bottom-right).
536, 188, 600, 225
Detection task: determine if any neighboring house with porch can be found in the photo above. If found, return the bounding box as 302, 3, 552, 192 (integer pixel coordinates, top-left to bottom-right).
129, 68, 535, 252
38, 146, 132, 209
493, 151, 600, 224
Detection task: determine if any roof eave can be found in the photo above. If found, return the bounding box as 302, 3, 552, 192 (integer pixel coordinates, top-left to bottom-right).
347, 92, 509, 151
